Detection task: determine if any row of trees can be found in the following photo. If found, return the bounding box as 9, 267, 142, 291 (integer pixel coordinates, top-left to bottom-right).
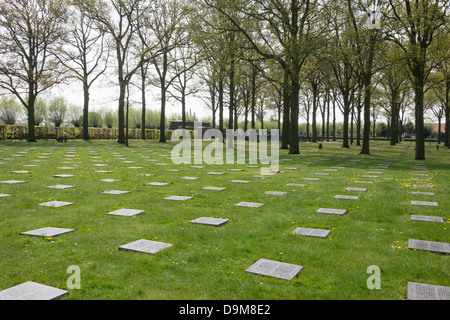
0, 0, 448, 160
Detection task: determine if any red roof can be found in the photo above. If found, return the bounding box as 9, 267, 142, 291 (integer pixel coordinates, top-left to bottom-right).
431, 123, 446, 134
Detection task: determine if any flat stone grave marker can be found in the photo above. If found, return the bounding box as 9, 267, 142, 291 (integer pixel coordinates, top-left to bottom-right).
164, 196, 194, 201
146, 182, 169, 187
107, 209, 144, 217
53, 174, 74, 178
315, 173, 330, 176
286, 184, 306, 187
292, 227, 331, 238
95, 170, 113, 173
355, 181, 373, 184
228, 169, 244, 172
0, 194, 11, 198
231, 180, 250, 184
235, 202, 265, 208
335, 195, 359, 200
101, 179, 119, 183
0, 281, 68, 300
363, 175, 378, 178
317, 208, 347, 215
47, 185, 74, 190
246, 259, 303, 281
303, 178, 319, 181
265, 191, 288, 196
346, 187, 367, 192
411, 201, 438, 207
324, 169, 338, 172
284, 167, 298, 170
410, 215, 444, 223
129, 167, 143, 170
413, 185, 433, 188
119, 239, 173, 255
93, 164, 108, 167
368, 172, 383, 175
181, 177, 199, 180
411, 192, 435, 196
207, 172, 225, 175
407, 282, 450, 300
190, 217, 230, 227
101, 190, 130, 195
190, 166, 205, 169
58, 167, 75, 170
39, 201, 74, 208
408, 239, 449, 254
413, 174, 429, 177
21, 227, 75, 237
203, 187, 227, 191
0, 180, 26, 184
11, 171, 30, 174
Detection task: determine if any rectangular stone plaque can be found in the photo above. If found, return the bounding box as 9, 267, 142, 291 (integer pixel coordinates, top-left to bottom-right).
317, 208, 347, 215
407, 282, 450, 300
47, 185, 74, 190
265, 191, 288, 196
39, 201, 74, 208
231, 180, 250, 184
246, 259, 303, 280
146, 182, 169, 187
119, 239, 173, 255
181, 177, 199, 180
411, 201, 438, 207
303, 178, 319, 181
0, 194, 11, 198
190, 217, 230, 227
413, 185, 433, 188
411, 192, 435, 196
410, 215, 444, 223
346, 187, 367, 192
286, 184, 306, 187
102, 190, 130, 195
235, 202, 265, 208
0, 180, 26, 184
101, 179, 119, 183
21, 227, 75, 237
203, 187, 227, 191
164, 196, 194, 201
207, 172, 225, 175
335, 195, 359, 200
355, 181, 373, 184
53, 175, 74, 178
107, 209, 144, 217
292, 227, 330, 238
408, 239, 450, 254
0, 281, 68, 300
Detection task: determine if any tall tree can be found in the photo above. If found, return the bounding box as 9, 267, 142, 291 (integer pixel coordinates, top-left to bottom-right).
386, 0, 449, 160
0, 0, 67, 142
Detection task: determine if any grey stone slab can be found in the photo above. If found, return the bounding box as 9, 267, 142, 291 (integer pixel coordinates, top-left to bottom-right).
368, 172, 383, 175
363, 175, 379, 178
231, 180, 250, 184
355, 181, 373, 184
407, 282, 450, 300
128, 167, 143, 170
101, 179, 119, 183
324, 169, 338, 172
227, 169, 244, 172
246, 259, 303, 280
0, 281, 68, 300
0, 180, 26, 184
146, 182, 169, 187
164, 196, 194, 201
21, 227, 75, 237
413, 185, 433, 188
265, 191, 288, 196
95, 170, 113, 173
47, 185, 74, 190
101, 190, 130, 195
119, 239, 173, 255
207, 172, 225, 175
408, 239, 450, 254
284, 167, 298, 170
411, 201, 438, 207
107, 209, 144, 217
335, 195, 359, 200
314, 173, 330, 176
181, 177, 199, 180
190, 166, 205, 169
53, 174, 74, 178
411, 192, 435, 196
410, 215, 444, 223
317, 208, 347, 215
190, 217, 230, 227
39, 201, 74, 208
346, 187, 367, 192
58, 167, 75, 170
286, 184, 306, 187
203, 187, 227, 191
292, 227, 331, 238
303, 178, 320, 181
235, 202, 265, 208
0, 194, 11, 198
11, 171, 30, 174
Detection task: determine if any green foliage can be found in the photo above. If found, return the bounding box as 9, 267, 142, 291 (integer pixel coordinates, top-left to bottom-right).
0, 96, 22, 125
48, 97, 68, 127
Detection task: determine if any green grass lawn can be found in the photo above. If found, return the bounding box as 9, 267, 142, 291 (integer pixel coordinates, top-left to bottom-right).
0, 139, 448, 300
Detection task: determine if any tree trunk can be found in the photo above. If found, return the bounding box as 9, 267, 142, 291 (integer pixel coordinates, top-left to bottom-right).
27, 95, 36, 143
281, 72, 290, 149
83, 81, 90, 141
141, 65, 147, 140
118, 81, 126, 144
